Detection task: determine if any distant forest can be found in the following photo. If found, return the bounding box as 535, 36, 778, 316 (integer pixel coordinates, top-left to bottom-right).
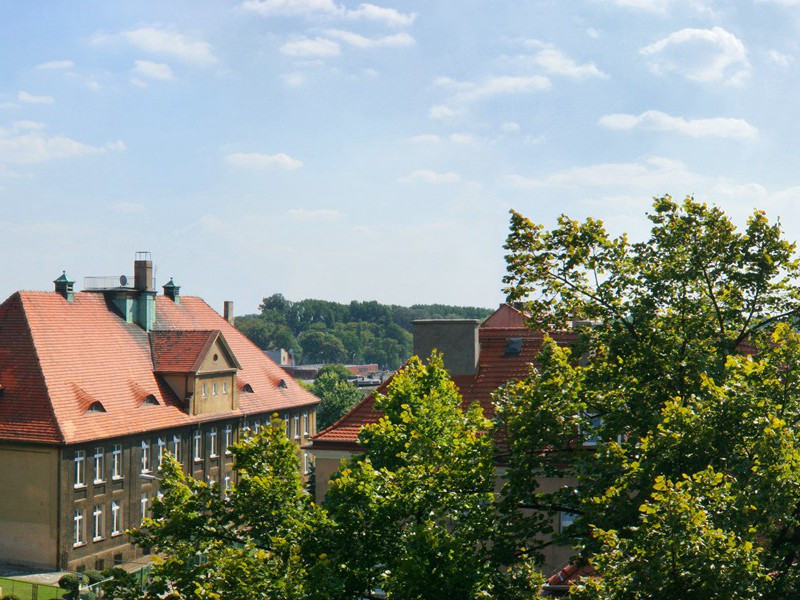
235, 294, 493, 369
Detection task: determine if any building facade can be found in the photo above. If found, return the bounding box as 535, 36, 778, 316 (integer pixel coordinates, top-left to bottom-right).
0, 255, 319, 572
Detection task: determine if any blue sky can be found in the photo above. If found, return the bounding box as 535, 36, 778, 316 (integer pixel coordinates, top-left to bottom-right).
3, 0, 800, 314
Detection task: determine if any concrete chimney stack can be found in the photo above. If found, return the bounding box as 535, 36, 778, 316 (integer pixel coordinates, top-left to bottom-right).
224, 301, 234, 325
412, 319, 480, 376
133, 251, 154, 291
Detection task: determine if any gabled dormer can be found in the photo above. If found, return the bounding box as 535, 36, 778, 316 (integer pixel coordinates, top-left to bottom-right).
150, 330, 242, 416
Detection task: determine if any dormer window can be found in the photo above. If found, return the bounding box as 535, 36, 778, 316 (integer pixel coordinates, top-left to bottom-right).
242, 383, 254, 393
278, 379, 288, 389
86, 401, 106, 413
505, 338, 523, 356
143, 395, 159, 406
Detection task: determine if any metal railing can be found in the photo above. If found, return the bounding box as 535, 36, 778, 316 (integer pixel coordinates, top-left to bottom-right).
83, 276, 132, 290
0, 576, 63, 600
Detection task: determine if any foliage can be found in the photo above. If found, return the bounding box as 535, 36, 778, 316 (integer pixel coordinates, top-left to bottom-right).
237, 294, 492, 369
498, 196, 800, 596
309, 352, 540, 599
98, 568, 142, 600
114, 417, 324, 600
311, 368, 366, 430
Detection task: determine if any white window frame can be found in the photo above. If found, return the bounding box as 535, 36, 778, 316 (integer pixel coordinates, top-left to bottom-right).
140, 494, 148, 524
74, 450, 86, 488
172, 434, 182, 465
193, 430, 202, 462
560, 511, 578, 532
157, 437, 166, 466
111, 501, 122, 536
224, 424, 233, 455
73, 509, 85, 547
254, 420, 261, 433
92, 505, 104, 541
141, 440, 151, 473
209, 427, 218, 458
212, 382, 218, 396
224, 475, 231, 492
222, 381, 228, 394
93, 447, 105, 483
303, 411, 309, 436
293, 414, 300, 439
304, 452, 310, 474
112, 444, 122, 480
284, 415, 290, 438
202, 382, 207, 398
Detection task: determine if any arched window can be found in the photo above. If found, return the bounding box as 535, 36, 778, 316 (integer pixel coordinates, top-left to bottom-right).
242, 383, 254, 393
86, 401, 106, 413
143, 395, 159, 406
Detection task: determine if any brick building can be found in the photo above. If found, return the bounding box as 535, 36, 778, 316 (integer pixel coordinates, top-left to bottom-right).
0, 255, 319, 571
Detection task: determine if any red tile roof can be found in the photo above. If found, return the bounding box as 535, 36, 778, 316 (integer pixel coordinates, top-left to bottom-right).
0, 292, 319, 445
151, 330, 221, 373
311, 305, 577, 449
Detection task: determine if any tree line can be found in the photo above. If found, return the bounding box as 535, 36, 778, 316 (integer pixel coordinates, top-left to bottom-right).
99, 198, 800, 598
235, 295, 492, 369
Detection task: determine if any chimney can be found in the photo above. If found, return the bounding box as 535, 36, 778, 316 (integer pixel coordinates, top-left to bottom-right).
53, 271, 75, 302
224, 301, 234, 325
162, 278, 181, 304
412, 319, 480, 376
134, 251, 154, 291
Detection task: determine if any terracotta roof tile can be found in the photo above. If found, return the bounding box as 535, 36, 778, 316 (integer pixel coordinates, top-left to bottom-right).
150, 330, 219, 372
0, 292, 320, 445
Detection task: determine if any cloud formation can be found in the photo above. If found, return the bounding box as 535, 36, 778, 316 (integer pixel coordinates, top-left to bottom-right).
324, 29, 414, 49
94, 27, 218, 67
239, 0, 416, 26
18, 91, 54, 105
280, 37, 341, 57
36, 60, 74, 70
524, 41, 608, 79
435, 74, 551, 103
132, 60, 175, 81
398, 169, 461, 184
599, 110, 758, 140
0, 122, 125, 164
640, 27, 749, 84
224, 151, 303, 170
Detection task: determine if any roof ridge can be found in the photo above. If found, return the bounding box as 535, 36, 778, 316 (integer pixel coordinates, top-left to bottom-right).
17, 293, 65, 444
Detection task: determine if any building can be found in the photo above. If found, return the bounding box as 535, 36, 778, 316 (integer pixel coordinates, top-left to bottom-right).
0, 254, 319, 572
307, 303, 578, 575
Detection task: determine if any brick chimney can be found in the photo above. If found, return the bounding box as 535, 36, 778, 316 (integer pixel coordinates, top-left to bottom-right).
412, 319, 480, 376
224, 301, 234, 325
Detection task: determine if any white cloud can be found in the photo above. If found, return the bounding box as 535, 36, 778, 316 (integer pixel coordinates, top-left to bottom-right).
18, 91, 54, 105
324, 29, 414, 49
768, 50, 793, 67
239, 0, 416, 26
287, 208, 343, 220
281, 37, 341, 57
613, 0, 671, 11
524, 40, 607, 79
449, 132, 479, 144
640, 27, 750, 84
0, 124, 125, 164
36, 60, 74, 70
428, 104, 465, 120
224, 151, 303, 170
501, 121, 520, 132
398, 169, 461, 184
132, 60, 174, 81
436, 74, 551, 103
282, 72, 307, 86
94, 27, 217, 67
113, 201, 145, 214
599, 110, 758, 140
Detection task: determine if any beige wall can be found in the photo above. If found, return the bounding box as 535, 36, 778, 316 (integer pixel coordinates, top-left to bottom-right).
309, 449, 359, 504
0, 444, 59, 569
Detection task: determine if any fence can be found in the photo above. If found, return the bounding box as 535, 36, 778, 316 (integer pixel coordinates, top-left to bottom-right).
0, 576, 64, 600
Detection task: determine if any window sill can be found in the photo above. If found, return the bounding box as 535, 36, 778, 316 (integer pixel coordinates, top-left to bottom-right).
112, 475, 123, 481
194, 458, 203, 463
111, 531, 122, 537
73, 542, 86, 548
92, 536, 104, 542
74, 484, 86, 490
209, 453, 218, 459
94, 479, 106, 485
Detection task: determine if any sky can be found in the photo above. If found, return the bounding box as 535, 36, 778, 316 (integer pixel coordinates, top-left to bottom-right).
3, 0, 800, 314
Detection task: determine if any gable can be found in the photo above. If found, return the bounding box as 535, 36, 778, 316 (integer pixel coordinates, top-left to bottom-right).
196, 336, 239, 374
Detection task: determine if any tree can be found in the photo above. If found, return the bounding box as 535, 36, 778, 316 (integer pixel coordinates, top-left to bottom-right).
497, 196, 800, 595
312, 369, 365, 430
308, 352, 542, 599
118, 417, 324, 600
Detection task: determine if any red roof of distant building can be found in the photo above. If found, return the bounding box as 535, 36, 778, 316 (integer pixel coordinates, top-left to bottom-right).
542, 563, 595, 596
0, 292, 319, 445
311, 304, 577, 449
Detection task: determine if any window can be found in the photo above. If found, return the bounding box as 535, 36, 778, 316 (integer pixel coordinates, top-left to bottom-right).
93, 447, 105, 483
73, 509, 85, 546
224, 475, 231, 492
209, 428, 218, 458
141, 440, 151, 473
140, 494, 148, 524
560, 511, 578, 532
293, 414, 300, 439
284, 415, 290, 438
74, 450, 86, 488
111, 501, 122, 536
112, 444, 122, 479
157, 437, 166, 466
303, 411, 309, 436
304, 452, 311, 474
222, 381, 228, 394
202, 382, 207, 398
581, 414, 604, 447
224, 425, 233, 455
92, 505, 104, 541
212, 382, 218, 396
254, 420, 261, 433
172, 434, 182, 465
193, 430, 202, 462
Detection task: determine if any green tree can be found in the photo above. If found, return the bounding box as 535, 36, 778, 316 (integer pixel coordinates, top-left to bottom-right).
309, 353, 541, 599
121, 417, 324, 599
497, 196, 800, 595
312, 370, 365, 430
